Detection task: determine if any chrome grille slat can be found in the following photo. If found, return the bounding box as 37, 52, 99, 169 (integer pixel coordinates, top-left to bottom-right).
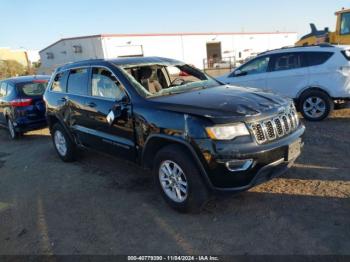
251, 123, 266, 143
249, 105, 299, 144
264, 120, 276, 140
261, 122, 269, 140
288, 114, 294, 129
282, 115, 290, 134
274, 118, 284, 137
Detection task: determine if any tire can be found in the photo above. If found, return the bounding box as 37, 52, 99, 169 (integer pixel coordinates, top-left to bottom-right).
7, 118, 18, 140
153, 144, 210, 213
299, 90, 333, 121
52, 123, 76, 162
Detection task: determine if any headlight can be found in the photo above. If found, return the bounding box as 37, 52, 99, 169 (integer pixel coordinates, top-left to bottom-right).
205, 123, 250, 140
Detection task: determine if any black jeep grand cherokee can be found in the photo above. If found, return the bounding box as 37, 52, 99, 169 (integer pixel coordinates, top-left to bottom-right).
44, 57, 305, 212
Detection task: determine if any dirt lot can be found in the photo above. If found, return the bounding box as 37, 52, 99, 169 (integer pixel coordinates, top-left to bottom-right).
0, 110, 349, 255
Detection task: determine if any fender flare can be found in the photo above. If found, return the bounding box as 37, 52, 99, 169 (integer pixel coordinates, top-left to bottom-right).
47, 113, 76, 143
296, 86, 332, 100
142, 134, 214, 189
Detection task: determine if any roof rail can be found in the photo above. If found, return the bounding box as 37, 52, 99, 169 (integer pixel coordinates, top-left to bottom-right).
257, 43, 335, 56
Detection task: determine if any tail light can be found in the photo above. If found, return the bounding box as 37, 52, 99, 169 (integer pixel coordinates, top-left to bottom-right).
339, 66, 350, 76
10, 98, 33, 107
341, 50, 350, 61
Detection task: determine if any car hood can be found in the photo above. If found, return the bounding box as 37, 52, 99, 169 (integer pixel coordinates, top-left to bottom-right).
148, 85, 291, 123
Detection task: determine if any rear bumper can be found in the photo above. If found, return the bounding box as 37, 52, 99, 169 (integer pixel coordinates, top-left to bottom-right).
14, 119, 47, 132
334, 99, 350, 109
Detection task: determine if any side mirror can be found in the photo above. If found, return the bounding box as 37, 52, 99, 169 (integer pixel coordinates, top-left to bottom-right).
106, 104, 122, 126
234, 70, 247, 77
106, 97, 129, 126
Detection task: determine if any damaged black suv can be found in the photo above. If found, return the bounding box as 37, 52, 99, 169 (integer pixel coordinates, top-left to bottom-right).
44, 57, 305, 212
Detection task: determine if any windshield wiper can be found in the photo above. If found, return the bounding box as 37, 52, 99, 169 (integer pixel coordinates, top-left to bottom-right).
149, 85, 210, 98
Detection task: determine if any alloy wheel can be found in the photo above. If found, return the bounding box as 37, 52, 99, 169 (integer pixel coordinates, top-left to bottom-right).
54, 130, 67, 156
159, 160, 188, 203
303, 96, 326, 119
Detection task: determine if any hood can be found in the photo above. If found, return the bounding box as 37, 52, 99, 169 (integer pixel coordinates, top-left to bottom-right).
148, 85, 291, 123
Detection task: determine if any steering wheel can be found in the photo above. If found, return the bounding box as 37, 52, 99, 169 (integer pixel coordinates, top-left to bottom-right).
170, 78, 186, 87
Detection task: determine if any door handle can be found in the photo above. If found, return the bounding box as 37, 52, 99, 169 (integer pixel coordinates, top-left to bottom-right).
87, 102, 97, 108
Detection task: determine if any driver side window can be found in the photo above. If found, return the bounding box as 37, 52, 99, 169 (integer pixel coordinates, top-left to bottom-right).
236, 56, 270, 76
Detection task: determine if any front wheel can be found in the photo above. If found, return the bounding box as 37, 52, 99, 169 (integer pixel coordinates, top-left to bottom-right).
154, 145, 210, 213
299, 90, 333, 121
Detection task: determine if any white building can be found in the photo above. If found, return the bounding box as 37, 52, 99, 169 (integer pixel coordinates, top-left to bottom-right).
39, 32, 298, 74
26, 50, 40, 65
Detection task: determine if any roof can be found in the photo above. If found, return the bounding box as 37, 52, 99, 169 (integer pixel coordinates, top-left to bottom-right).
56, 56, 183, 71
4, 75, 51, 84
40, 31, 297, 53
109, 56, 182, 66
259, 44, 346, 56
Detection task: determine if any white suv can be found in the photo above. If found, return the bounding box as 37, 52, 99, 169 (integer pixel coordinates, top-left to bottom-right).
217, 45, 350, 121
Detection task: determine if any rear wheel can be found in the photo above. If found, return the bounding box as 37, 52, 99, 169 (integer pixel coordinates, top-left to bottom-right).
154, 144, 210, 213
7, 119, 18, 140
52, 123, 76, 162
299, 90, 333, 121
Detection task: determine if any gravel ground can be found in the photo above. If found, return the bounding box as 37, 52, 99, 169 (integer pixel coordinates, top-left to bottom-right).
0, 110, 349, 255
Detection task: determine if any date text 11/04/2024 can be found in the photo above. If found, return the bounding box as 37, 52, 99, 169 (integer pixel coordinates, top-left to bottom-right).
127, 256, 220, 261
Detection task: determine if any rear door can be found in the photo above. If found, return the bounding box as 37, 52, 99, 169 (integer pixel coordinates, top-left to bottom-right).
306, 52, 336, 95
65, 67, 90, 143
223, 55, 270, 89
266, 52, 309, 98
81, 66, 135, 161
45, 70, 69, 120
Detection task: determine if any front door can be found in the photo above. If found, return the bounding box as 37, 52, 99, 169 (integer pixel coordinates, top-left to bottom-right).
225, 55, 270, 89
82, 66, 135, 161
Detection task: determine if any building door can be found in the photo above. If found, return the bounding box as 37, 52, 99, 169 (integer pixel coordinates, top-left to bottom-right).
206, 42, 222, 68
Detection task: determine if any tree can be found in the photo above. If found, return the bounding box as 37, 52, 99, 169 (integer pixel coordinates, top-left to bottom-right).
0, 60, 26, 79
26, 61, 41, 75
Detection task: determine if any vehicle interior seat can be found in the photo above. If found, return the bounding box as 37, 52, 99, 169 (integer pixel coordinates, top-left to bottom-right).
139, 67, 162, 94
157, 68, 169, 89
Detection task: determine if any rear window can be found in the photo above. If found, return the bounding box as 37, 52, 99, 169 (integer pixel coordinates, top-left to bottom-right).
307, 52, 334, 66
51, 72, 67, 92
341, 50, 350, 61
67, 68, 89, 95
17, 81, 48, 97
269, 52, 307, 72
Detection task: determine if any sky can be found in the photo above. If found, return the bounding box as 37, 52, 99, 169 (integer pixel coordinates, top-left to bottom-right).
0, 0, 349, 51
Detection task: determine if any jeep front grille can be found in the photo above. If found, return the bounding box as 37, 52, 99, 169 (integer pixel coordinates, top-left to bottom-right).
248, 106, 299, 144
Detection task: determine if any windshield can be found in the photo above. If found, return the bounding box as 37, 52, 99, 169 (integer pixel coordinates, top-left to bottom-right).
119, 63, 220, 98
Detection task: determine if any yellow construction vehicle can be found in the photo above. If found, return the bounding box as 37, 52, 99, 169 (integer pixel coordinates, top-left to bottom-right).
296, 8, 350, 46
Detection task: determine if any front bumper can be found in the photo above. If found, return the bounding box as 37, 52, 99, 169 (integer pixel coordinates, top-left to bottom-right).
193, 125, 305, 192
